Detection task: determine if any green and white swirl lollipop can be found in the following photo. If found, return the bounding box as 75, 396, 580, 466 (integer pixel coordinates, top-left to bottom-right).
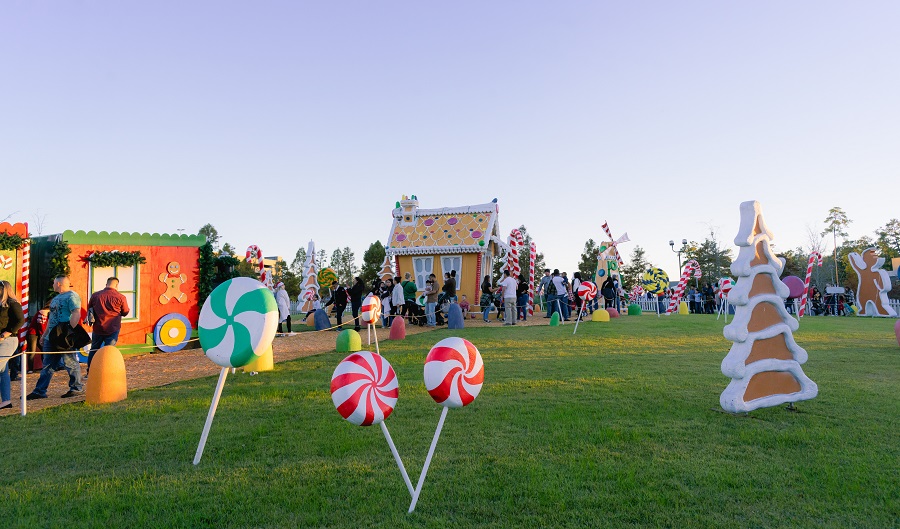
199, 277, 278, 368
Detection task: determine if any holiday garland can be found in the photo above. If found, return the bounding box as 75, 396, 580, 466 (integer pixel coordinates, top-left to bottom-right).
0, 232, 28, 251
86, 250, 147, 268
48, 240, 72, 293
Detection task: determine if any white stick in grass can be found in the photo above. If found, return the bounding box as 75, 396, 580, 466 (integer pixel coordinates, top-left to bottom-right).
193, 367, 228, 465
572, 299, 586, 335
381, 421, 414, 497
408, 406, 448, 513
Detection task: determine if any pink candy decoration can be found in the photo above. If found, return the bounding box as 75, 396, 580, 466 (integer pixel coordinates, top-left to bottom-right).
424, 337, 484, 408
331, 352, 398, 426
578, 281, 598, 301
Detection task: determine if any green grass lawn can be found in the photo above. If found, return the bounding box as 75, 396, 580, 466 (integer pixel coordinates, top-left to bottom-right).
2, 316, 898, 528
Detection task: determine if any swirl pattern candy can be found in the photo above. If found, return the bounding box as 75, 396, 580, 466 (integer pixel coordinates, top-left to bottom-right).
642, 268, 669, 294
577, 281, 598, 301
198, 277, 279, 368
330, 351, 398, 426
318, 267, 338, 288
360, 294, 382, 325
719, 277, 733, 298
154, 312, 192, 353
424, 337, 484, 408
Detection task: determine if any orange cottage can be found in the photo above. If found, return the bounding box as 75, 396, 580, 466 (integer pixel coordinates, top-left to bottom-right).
28, 230, 206, 352
386, 196, 504, 304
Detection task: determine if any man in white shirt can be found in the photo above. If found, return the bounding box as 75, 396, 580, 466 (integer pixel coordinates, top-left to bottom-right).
495, 270, 519, 326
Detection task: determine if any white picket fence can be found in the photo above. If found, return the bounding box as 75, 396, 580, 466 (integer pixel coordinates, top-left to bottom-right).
625, 297, 900, 317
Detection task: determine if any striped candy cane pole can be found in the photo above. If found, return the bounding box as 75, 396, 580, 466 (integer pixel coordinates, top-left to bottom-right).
798, 251, 823, 317
507, 229, 524, 279
666, 259, 700, 313
528, 241, 536, 316
17, 239, 29, 349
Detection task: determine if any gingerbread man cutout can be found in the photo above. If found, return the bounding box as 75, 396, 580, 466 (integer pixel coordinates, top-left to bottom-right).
159, 261, 188, 304
848, 248, 896, 317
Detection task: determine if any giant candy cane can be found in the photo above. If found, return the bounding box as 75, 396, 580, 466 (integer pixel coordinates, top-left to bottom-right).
666, 259, 701, 314
246, 245, 268, 284
506, 229, 524, 279
798, 251, 823, 317
528, 241, 536, 316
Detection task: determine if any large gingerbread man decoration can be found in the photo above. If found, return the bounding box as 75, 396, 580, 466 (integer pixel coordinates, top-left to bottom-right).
848, 248, 897, 317
159, 261, 188, 304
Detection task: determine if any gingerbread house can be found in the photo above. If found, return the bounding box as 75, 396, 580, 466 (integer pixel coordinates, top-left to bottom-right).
0, 223, 31, 338
386, 196, 504, 303
28, 230, 206, 351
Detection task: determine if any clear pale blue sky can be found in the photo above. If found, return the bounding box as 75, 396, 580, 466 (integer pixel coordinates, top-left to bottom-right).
2, 2, 898, 277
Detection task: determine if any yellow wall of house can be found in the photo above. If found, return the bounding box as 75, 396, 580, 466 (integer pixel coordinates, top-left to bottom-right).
395, 253, 484, 305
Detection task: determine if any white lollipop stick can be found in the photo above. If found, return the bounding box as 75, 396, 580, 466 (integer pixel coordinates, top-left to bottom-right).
193, 367, 229, 465
367, 324, 371, 346
21, 362, 27, 416
381, 421, 414, 497
408, 406, 448, 513
372, 324, 380, 355
555, 299, 564, 324
573, 299, 586, 335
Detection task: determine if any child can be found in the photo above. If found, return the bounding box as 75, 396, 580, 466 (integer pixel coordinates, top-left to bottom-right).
459, 295, 470, 319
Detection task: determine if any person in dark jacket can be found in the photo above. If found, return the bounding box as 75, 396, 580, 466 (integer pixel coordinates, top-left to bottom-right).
349, 277, 365, 331
324, 281, 348, 330
0, 280, 25, 409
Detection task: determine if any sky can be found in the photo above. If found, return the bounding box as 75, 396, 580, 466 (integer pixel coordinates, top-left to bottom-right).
2, 1, 898, 277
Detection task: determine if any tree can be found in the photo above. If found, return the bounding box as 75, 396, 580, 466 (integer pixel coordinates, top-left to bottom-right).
291, 246, 307, 274
360, 241, 386, 286
316, 249, 328, 270
683, 230, 733, 284
220, 242, 236, 257
778, 248, 807, 279
198, 242, 216, 305
620, 246, 651, 290
821, 207, 852, 285
577, 238, 600, 279
876, 219, 900, 260
273, 259, 301, 298
198, 224, 220, 251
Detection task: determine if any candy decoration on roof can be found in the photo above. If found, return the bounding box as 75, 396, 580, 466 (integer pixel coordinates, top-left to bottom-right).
798, 252, 822, 317
720, 201, 817, 413
666, 259, 702, 314
409, 337, 484, 513
848, 248, 897, 317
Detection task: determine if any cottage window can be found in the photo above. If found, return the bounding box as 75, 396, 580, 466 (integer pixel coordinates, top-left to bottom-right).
90, 264, 139, 321
440, 256, 462, 287
412, 257, 433, 290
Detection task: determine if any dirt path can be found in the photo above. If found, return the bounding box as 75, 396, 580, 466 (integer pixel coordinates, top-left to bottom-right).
2, 313, 556, 417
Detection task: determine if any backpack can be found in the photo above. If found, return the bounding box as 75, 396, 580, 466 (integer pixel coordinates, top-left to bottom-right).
546, 278, 558, 296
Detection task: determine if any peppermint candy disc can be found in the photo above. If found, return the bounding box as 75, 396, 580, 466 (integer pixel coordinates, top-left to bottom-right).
360, 294, 382, 325
577, 281, 598, 301
719, 277, 733, 297
198, 277, 278, 368
331, 351, 398, 426
424, 337, 484, 408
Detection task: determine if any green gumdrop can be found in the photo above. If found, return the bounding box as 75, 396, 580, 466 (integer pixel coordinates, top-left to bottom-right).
550, 313, 560, 326
335, 329, 362, 353
627, 304, 642, 316
479, 240, 485, 246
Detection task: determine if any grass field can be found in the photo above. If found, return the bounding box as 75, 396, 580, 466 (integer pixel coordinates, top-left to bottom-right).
2, 315, 898, 528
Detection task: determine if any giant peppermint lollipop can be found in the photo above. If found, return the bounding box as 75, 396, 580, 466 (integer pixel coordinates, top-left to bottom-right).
330, 351, 413, 496
409, 337, 485, 513
193, 277, 278, 465
573, 281, 598, 334
360, 294, 382, 350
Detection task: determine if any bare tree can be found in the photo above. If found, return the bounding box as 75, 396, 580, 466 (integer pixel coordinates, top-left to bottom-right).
0, 211, 20, 223
31, 210, 48, 235
804, 223, 826, 255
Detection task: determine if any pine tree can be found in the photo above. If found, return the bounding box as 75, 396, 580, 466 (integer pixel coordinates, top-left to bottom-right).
577, 238, 599, 279
620, 246, 650, 290
360, 241, 385, 285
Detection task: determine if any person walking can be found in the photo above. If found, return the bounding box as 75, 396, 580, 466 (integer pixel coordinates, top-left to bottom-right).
391, 276, 404, 324
0, 280, 25, 409
86, 276, 130, 373
495, 270, 519, 326
424, 274, 439, 327
516, 274, 530, 321
349, 276, 365, 331
275, 282, 291, 333
28, 276, 85, 400
324, 281, 348, 330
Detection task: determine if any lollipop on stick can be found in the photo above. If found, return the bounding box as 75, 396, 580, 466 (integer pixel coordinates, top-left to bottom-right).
409, 337, 484, 513
360, 294, 382, 353
573, 281, 597, 334
194, 277, 278, 465
331, 351, 414, 496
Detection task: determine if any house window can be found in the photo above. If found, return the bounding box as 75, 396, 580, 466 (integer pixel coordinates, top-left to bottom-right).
412, 257, 433, 290
90, 264, 139, 321
440, 255, 462, 289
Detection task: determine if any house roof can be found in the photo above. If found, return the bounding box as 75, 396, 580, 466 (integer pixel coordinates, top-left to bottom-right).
386, 200, 501, 256
34, 230, 207, 247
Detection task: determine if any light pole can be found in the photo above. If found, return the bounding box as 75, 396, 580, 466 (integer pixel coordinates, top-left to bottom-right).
669, 238, 688, 275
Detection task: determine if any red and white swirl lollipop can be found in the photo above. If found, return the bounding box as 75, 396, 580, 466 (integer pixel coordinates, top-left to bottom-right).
361, 294, 382, 325
331, 351, 398, 426
410, 337, 486, 512
577, 281, 597, 301
424, 337, 484, 408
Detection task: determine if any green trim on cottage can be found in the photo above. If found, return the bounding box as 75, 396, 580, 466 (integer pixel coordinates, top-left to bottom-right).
61, 230, 206, 247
